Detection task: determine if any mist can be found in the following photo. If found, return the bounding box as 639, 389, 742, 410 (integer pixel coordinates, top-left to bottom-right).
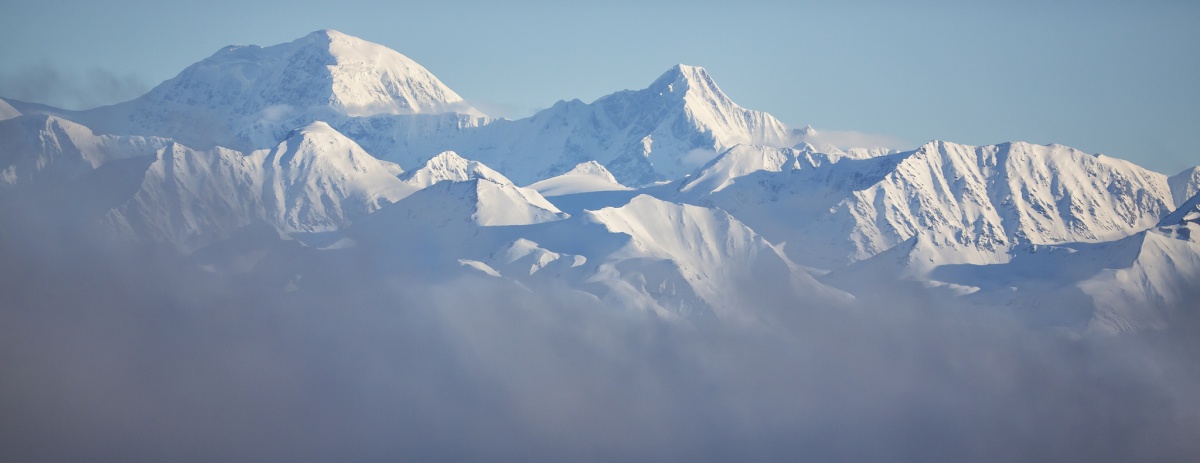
0, 63, 148, 110
1, 193, 1198, 463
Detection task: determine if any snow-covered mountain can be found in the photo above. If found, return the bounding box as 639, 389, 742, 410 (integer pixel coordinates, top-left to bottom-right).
102, 122, 413, 250
380, 175, 566, 228
0, 114, 168, 187
918, 197, 1200, 334
0, 98, 20, 121
401, 150, 511, 188
1170, 166, 1200, 207
672, 141, 1178, 271
527, 161, 630, 197
433, 64, 798, 186
29, 30, 486, 156
1, 29, 1195, 334
351, 190, 846, 322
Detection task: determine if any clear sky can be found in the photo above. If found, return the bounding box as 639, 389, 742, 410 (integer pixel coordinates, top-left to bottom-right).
1, 0, 1197, 173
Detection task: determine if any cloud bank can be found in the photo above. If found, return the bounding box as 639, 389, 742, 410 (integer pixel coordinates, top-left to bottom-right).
0, 63, 149, 110
1, 193, 1198, 463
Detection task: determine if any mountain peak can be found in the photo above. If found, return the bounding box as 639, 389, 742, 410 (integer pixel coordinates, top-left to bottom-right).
647, 64, 730, 104
288, 120, 335, 136
294, 30, 482, 117
526, 160, 630, 197
306, 28, 349, 40
125, 30, 483, 135
402, 150, 512, 188
1169, 166, 1200, 207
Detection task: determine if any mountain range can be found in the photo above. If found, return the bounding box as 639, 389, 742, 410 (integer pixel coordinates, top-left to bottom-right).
2, 29, 1197, 335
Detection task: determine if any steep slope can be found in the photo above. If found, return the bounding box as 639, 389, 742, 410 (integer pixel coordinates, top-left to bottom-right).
526, 161, 630, 197
678, 144, 808, 194
72, 30, 484, 152
347, 192, 847, 323
101, 143, 265, 249
369, 176, 566, 229
102, 122, 413, 250
345, 170, 571, 279
925, 212, 1200, 335
675, 140, 1176, 269
1170, 166, 1200, 207
1158, 193, 1200, 229
575, 195, 849, 322
1077, 226, 1200, 334
257, 121, 415, 231
447, 65, 795, 186
3, 34, 811, 187
401, 150, 511, 188
0, 98, 19, 121
0, 114, 168, 188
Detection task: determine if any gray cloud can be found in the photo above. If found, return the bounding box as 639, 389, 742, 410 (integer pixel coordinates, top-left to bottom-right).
0, 63, 149, 110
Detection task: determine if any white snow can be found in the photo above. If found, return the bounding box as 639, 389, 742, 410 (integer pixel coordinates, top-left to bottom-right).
402, 150, 511, 188
670, 140, 1176, 270
422, 64, 797, 186
3, 29, 1196, 334
1169, 166, 1200, 208
70, 30, 487, 153
526, 161, 630, 197
102, 122, 413, 250
0, 98, 20, 121
0, 114, 169, 188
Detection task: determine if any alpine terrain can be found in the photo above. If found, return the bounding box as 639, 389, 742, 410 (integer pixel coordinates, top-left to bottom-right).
3, 29, 1199, 463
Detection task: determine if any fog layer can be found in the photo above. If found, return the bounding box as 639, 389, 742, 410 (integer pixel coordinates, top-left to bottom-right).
1, 198, 1198, 463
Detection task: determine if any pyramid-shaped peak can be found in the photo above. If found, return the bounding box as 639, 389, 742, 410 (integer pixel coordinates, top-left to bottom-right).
403, 150, 512, 188
270, 121, 405, 178
662, 64, 712, 82
566, 160, 617, 179
646, 64, 731, 102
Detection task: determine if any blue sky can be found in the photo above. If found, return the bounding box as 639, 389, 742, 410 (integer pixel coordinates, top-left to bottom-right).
2, 0, 1197, 173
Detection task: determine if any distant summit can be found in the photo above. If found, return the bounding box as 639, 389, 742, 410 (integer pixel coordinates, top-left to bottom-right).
61, 30, 485, 153
147, 29, 481, 118
446, 63, 796, 186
